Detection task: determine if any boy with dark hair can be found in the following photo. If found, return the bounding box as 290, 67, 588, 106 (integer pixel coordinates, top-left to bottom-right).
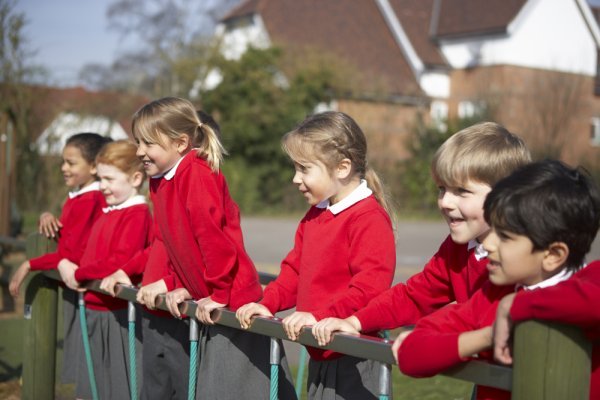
397, 160, 600, 400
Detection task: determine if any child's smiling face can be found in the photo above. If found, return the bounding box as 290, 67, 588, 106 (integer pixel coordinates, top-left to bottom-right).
61, 145, 97, 189
97, 163, 140, 206
483, 228, 546, 286
437, 179, 492, 244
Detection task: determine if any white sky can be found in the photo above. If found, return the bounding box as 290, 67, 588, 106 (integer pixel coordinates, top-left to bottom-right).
14, 0, 135, 87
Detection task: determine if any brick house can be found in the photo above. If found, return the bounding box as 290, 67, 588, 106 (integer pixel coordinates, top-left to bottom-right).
216, 0, 600, 167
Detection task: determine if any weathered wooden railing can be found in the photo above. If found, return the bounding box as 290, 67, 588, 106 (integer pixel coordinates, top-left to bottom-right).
19, 234, 592, 399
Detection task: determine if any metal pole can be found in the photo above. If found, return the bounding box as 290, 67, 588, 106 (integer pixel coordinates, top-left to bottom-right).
128, 301, 138, 400
269, 337, 281, 400
188, 318, 199, 400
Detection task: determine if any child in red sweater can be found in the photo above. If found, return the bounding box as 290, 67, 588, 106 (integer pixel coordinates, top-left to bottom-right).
129, 97, 296, 399
236, 111, 397, 400
58, 140, 152, 399
397, 160, 600, 400
9, 132, 110, 384
311, 123, 531, 351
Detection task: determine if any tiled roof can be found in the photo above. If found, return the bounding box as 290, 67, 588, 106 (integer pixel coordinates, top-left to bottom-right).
388, 0, 447, 67
432, 0, 527, 39
223, 0, 422, 98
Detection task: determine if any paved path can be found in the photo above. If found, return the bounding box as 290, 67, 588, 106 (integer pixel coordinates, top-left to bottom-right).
242, 216, 600, 283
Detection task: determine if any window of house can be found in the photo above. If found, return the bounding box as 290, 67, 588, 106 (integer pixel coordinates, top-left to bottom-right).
591, 117, 600, 147
430, 100, 448, 131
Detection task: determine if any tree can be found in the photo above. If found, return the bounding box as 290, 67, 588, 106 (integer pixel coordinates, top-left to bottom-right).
80, 0, 240, 96
0, 0, 42, 233
200, 46, 346, 212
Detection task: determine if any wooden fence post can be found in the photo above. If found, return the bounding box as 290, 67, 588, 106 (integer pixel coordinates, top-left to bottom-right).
512, 320, 592, 400
21, 234, 58, 400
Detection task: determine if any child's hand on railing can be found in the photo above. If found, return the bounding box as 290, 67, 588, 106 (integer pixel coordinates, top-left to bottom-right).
282, 311, 317, 341
195, 297, 226, 325
235, 302, 273, 329
391, 330, 412, 364
165, 288, 192, 318
38, 212, 63, 238
493, 293, 516, 365
9, 260, 31, 297
99, 269, 133, 297
57, 259, 80, 290
312, 316, 361, 346
136, 279, 167, 309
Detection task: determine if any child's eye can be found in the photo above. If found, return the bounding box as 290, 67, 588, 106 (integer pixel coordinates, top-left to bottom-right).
437, 186, 446, 196
457, 188, 472, 195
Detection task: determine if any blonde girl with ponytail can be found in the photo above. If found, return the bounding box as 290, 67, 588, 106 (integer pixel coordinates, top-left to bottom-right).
236, 111, 396, 400
131, 97, 297, 400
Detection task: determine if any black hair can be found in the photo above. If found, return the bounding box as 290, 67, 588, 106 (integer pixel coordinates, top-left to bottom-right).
484, 159, 600, 271
65, 132, 113, 164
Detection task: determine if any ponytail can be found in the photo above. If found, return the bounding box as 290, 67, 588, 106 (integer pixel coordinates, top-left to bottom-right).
195, 123, 227, 172
365, 167, 396, 227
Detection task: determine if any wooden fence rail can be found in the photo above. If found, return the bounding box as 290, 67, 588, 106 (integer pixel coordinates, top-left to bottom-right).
19, 234, 592, 399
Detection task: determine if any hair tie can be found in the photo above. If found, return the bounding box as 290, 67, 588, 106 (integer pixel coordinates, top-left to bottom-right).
198, 122, 204, 129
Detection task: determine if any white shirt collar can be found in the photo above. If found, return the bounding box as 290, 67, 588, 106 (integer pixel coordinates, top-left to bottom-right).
102, 195, 147, 213
520, 267, 574, 291
163, 154, 188, 181
468, 240, 488, 261
316, 180, 373, 215
68, 181, 100, 199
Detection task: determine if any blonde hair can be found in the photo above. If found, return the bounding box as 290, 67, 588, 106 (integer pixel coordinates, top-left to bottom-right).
282, 111, 394, 218
432, 122, 531, 187
96, 140, 145, 179
131, 97, 227, 172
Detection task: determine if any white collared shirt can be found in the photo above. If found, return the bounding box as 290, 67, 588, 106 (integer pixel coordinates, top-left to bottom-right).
68, 181, 101, 199
468, 239, 488, 261
316, 180, 373, 215
150, 151, 191, 180
520, 267, 574, 291
102, 195, 147, 213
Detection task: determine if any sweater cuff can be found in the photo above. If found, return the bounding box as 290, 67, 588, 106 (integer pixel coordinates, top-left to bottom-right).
509, 292, 532, 322
353, 308, 379, 332
210, 288, 230, 306
259, 296, 279, 314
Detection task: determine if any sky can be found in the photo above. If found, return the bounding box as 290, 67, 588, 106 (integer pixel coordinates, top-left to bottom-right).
14, 0, 134, 87
13, 0, 600, 88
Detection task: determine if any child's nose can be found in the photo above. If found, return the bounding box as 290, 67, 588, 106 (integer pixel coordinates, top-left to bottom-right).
136, 146, 145, 157
438, 191, 455, 209
482, 231, 498, 253
292, 171, 302, 185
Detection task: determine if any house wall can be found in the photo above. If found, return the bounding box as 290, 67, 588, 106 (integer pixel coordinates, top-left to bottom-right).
449, 64, 600, 166
440, 0, 598, 76
336, 99, 426, 163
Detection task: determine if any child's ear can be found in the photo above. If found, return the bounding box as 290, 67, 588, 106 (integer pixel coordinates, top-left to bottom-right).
336, 158, 353, 180
90, 164, 97, 176
130, 171, 144, 188
542, 242, 569, 273
175, 134, 191, 154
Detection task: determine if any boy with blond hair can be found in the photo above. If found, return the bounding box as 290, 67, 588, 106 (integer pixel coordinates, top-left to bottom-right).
397, 160, 600, 399
312, 122, 531, 348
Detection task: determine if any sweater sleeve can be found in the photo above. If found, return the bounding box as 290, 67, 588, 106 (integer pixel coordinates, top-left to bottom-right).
260, 220, 305, 313
511, 260, 600, 328
398, 291, 486, 377
355, 237, 457, 332
311, 210, 395, 320
74, 209, 152, 282
181, 169, 241, 304
30, 194, 103, 271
